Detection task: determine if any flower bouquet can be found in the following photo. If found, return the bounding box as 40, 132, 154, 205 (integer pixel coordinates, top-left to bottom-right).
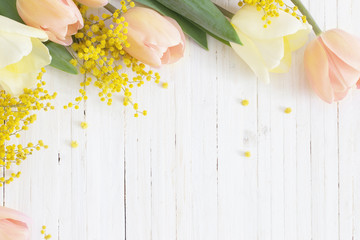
0, 0, 359, 238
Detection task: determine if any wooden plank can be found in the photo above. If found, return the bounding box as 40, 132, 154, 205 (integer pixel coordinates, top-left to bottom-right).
256, 76, 272, 239
292, 2, 312, 235
148, 70, 177, 240
188, 39, 218, 239
283, 62, 299, 240
216, 27, 258, 240
84, 82, 126, 240
268, 73, 285, 240
351, 90, 360, 240
294, 45, 312, 240
337, 0, 356, 239
173, 36, 194, 240
350, 2, 360, 239
308, 2, 326, 239
123, 91, 152, 239
323, 1, 341, 240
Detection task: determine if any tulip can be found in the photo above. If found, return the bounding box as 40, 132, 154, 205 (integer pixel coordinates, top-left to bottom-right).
0, 206, 31, 240
16, 0, 84, 46
77, 0, 108, 8
123, 7, 185, 68
304, 29, 360, 103
0, 16, 51, 96
230, 5, 311, 83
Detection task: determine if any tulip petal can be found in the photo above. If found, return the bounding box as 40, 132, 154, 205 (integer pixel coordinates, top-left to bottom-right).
328, 66, 347, 93
285, 26, 312, 51
0, 16, 48, 41
76, 0, 108, 7
0, 70, 38, 96
17, 0, 81, 36
125, 28, 162, 67
333, 87, 350, 102
328, 67, 353, 103
0, 32, 32, 69
251, 37, 284, 69
17, 0, 83, 45
124, 8, 182, 49
321, 29, 360, 72
161, 49, 171, 64
324, 42, 360, 90
0, 219, 30, 240
123, 7, 185, 67
232, 5, 308, 40
270, 38, 292, 73
162, 17, 185, 64
304, 39, 334, 103
164, 44, 184, 64
5, 38, 51, 74
0, 207, 31, 226
230, 28, 270, 83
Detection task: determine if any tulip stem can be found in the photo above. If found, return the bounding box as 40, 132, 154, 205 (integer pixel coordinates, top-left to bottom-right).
104, 3, 117, 14
290, 0, 323, 36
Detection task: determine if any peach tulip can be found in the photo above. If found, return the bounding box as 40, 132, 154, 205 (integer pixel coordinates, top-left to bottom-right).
123, 7, 185, 67
77, 0, 108, 8
16, 0, 84, 46
0, 206, 31, 240
304, 29, 360, 103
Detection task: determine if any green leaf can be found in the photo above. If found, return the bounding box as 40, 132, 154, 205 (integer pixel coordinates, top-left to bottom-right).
46, 42, 78, 75
205, 30, 230, 46
0, 0, 24, 23
134, 0, 208, 50
154, 0, 241, 45
214, 3, 234, 19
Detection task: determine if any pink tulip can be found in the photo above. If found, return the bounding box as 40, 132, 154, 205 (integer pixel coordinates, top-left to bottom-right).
0, 206, 31, 240
304, 29, 360, 103
16, 0, 84, 46
123, 7, 185, 67
77, 0, 108, 8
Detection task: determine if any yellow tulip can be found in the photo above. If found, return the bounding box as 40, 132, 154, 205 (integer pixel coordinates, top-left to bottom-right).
0, 16, 51, 95
230, 5, 312, 83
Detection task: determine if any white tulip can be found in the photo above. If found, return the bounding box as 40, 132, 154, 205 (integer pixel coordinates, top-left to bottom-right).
0, 16, 51, 95
230, 5, 312, 83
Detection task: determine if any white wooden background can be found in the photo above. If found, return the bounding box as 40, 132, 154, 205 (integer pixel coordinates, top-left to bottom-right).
3, 0, 360, 239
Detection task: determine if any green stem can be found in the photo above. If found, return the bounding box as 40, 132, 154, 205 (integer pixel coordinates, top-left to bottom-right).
104, 3, 117, 14
290, 0, 322, 36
